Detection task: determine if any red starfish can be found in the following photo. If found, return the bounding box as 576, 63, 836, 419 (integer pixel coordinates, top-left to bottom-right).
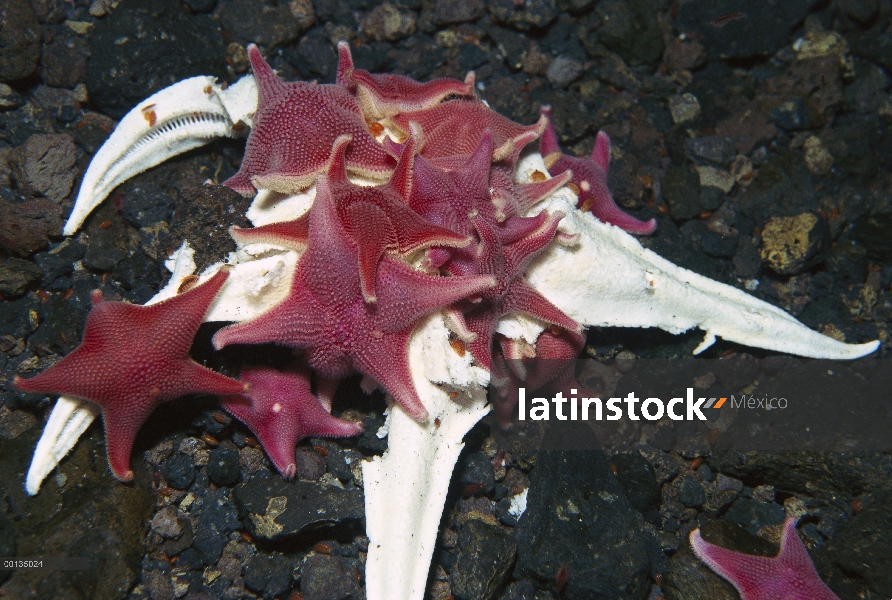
336, 41, 476, 122
457, 213, 580, 370
14, 270, 247, 481
224, 44, 394, 196
539, 106, 657, 235
390, 99, 546, 162
221, 365, 362, 479
212, 170, 496, 422
690, 517, 841, 600
231, 134, 471, 303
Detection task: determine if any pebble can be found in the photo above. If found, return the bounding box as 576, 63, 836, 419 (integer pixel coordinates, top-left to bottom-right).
294, 446, 326, 480
0, 0, 41, 81
685, 136, 737, 166
0, 198, 64, 258
220, 0, 315, 48
10, 133, 79, 203
803, 135, 834, 175
243, 551, 294, 598
164, 452, 196, 490
0, 257, 42, 296
546, 55, 583, 88
451, 518, 517, 599
593, 0, 664, 66
760, 213, 828, 275
207, 440, 241, 486
434, 0, 484, 25
668, 93, 701, 124
362, 3, 417, 42
150, 505, 183, 539
300, 553, 362, 600
489, 0, 558, 32
676, 475, 707, 508
663, 165, 702, 221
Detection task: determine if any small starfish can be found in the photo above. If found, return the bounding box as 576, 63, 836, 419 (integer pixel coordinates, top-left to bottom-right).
14, 269, 247, 481
539, 106, 657, 235
224, 44, 394, 196
336, 41, 476, 122
221, 365, 362, 479
231, 134, 471, 303
390, 99, 546, 162
458, 213, 580, 370
212, 170, 496, 422
690, 517, 841, 600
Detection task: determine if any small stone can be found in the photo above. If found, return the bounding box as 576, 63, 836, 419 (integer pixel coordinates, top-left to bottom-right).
434, 0, 484, 24
0, 198, 64, 258
239, 446, 266, 474
752, 484, 776, 503
685, 136, 737, 166
488, 0, 558, 31
0, 257, 42, 296
151, 505, 183, 539
696, 165, 736, 194
0, 0, 41, 82
300, 553, 361, 600
10, 134, 78, 202
610, 453, 661, 515
0, 82, 24, 109
771, 98, 811, 131
451, 518, 517, 600
164, 453, 196, 490
244, 552, 294, 597
362, 3, 417, 42
41, 32, 88, 88
219, 0, 314, 48
294, 446, 326, 480
725, 497, 786, 535
521, 44, 551, 76
663, 165, 702, 221
760, 213, 828, 275
456, 452, 496, 495
669, 93, 701, 124
546, 55, 583, 88
207, 440, 241, 486
592, 0, 664, 66
803, 135, 834, 175
677, 475, 706, 508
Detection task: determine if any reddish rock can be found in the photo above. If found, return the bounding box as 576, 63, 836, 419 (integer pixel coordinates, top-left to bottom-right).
10, 133, 79, 202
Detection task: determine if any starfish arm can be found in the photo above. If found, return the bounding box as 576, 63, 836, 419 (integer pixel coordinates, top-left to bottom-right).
511, 169, 573, 215
229, 216, 310, 250
502, 280, 580, 333
591, 130, 611, 171
212, 281, 323, 351
335, 41, 355, 88
100, 392, 158, 482
373, 256, 496, 331
349, 201, 396, 303
690, 528, 775, 598
351, 330, 430, 422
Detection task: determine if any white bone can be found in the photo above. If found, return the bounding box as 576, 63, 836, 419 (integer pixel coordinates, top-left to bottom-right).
64, 75, 258, 235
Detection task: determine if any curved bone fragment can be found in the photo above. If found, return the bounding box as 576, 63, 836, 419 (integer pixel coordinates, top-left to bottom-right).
64, 75, 259, 235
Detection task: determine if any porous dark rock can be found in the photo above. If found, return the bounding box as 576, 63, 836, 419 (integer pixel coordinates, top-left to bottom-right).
0, 198, 63, 257
451, 517, 517, 600
489, 0, 558, 31
233, 471, 364, 541
300, 553, 362, 600
0, 256, 42, 296
0, 0, 41, 81
9, 133, 78, 203
220, 0, 315, 48
85, 0, 225, 118
513, 424, 652, 599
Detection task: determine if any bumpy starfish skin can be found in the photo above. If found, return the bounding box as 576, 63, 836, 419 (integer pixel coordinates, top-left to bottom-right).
390, 99, 546, 162
212, 173, 496, 422
224, 44, 394, 196
690, 517, 841, 600
539, 106, 657, 235
221, 365, 362, 479
14, 269, 246, 481
336, 41, 475, 121
459, 214, 580, 369
233, 134, 471, 302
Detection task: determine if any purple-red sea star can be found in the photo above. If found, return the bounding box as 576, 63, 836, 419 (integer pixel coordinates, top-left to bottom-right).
212, 168, 496, 422
231, 134, 471, 303
690, 517, 841, 600
224, 44, 394, 196
14, 269, 247, 481
336, 41, 475, 122
539, 106, 657, 235
221, 365, 362, 479
390, 99, 546, 162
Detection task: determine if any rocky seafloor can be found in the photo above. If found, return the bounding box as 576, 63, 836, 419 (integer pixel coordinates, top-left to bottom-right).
0, 0, 891, 598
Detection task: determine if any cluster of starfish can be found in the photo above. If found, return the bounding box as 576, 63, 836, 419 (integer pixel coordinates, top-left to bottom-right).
15, 43, 647, 481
